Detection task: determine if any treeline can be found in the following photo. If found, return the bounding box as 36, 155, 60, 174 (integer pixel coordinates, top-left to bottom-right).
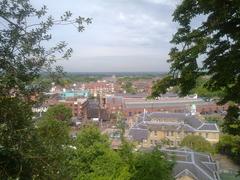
38, 73, 103, 86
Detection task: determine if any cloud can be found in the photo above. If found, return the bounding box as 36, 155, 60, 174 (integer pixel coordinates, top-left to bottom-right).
31, 0, 178, 72
144, 0, 179, 7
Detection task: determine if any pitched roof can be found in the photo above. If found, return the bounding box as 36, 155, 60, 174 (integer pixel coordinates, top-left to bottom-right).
197, 123, 219, 131
162, 149, 219, 180
128, 128, 149, 142
139, 112, 219, 132
124, 98, 205, 109
128, 112, 219, 142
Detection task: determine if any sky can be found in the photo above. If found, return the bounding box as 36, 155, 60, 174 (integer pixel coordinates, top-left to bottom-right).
32, 0, 180, 72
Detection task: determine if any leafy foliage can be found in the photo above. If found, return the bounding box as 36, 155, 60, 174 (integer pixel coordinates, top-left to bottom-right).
151, 76, 176, 97
0, 97, 36, 178
132, 148, 174, 180
121, 81, 136, 94
151, 0, 240, 104
217, 105, 240, 166
181, 135, 214, 154
222, 105, 240, 136
191, 76, 224, 98
216, 134, 240, 165
67, 125, 132, 179
0, 0, 90, 178
66, 125, 174, 180
0, 0, 91, 99
42, 104, 72, 123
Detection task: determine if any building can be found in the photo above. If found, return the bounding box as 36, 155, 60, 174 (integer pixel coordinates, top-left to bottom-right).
87, 99, 109, 121
102, 94, 228, 118
123, 97, 228, 117
162, 148, 220, 180
132, 79, 152, 93
128, 112, 220, 147
59, 90, 89, 99
58, 98, 88, 119
104, 95, 123, 114
104, 93, 148, 114
83, 81, 114, 97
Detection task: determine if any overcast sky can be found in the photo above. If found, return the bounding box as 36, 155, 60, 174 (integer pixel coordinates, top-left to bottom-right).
32, 0, 180, 72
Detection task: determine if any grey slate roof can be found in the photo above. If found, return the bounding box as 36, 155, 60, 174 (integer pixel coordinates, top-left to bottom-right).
184, 116, 203, 129
139, 112, 219, 132
128, 112, 219, 142
124, 99, 205, 109
197, 123, 218, 131
162, 149, 219, 180
128, 128, 148, 142
149, 112, 187, 119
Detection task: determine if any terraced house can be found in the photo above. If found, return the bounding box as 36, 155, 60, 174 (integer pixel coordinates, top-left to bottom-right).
128, 112, 219, 147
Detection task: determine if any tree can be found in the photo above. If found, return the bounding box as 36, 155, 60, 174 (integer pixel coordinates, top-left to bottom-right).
181, 135, 214, 154
222, 105, 240, 136
150, 1, 240, 170
0, 97, 37, 178
122, 81, 136, 94
216, 134, 240, 165
43, 104, 72, 123
217, 105, 240, 166
132, 148, 174, 180
116, 111, 126, 140
151, 0, 240, 105
67, 125, 131, 179
36, 118, 71, 178
0, 0, 90, 178
0, 0, 91, 99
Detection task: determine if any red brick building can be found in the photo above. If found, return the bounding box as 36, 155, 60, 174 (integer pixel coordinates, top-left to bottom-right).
123, 98, 228, 117
103, 94, 228, 118
58, 98, 88, 119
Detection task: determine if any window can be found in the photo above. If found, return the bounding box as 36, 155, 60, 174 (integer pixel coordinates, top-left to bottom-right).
154, 140, 157, 145
150, 140, 153, 144
154, 131, 157, 136
171, 131, 174, 136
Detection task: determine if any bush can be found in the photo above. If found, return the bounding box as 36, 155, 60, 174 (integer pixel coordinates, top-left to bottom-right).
181, 135, 214, 154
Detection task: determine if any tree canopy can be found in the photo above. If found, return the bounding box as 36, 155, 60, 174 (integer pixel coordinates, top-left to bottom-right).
0, 0, 90, 178
181, 135, 214, 154
221, 105, 240, 136
132, 148, 174, 180
0, 0, 91, 99
42, 104, 72, 123
151, 0, 240, 104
